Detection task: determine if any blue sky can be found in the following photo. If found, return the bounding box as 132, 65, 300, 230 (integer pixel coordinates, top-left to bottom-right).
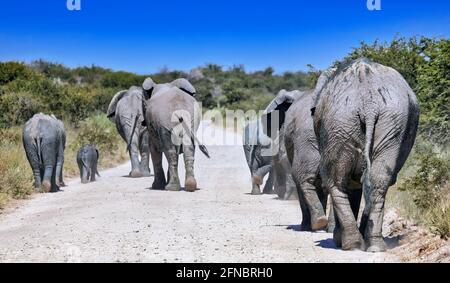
0, 0, 449, 74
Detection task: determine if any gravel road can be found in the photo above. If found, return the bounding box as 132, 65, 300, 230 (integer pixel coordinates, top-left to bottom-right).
0, 122, 399, 262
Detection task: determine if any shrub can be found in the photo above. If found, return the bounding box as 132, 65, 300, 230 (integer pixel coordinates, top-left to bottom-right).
72, 114, 120, 155
0, 128, 34, 207
0, 91, 45, 128
398, 152, 449, 210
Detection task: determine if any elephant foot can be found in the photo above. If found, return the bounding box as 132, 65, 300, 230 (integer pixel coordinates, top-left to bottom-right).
185, 177, 197, 192
130, 170, 144, 178
341, 233, 366, 251
299, 222, 312, 232
311, 216, 328, 231
42, 180, 52, 193
333, 229, 342, 248
251, 187, 262, 195
151, 180, 166, 190
366, 237, 387, 252
81, 179, 89, 184
58, 181, 66, 187
165, 181, 181, 191
263, 189, 276, 195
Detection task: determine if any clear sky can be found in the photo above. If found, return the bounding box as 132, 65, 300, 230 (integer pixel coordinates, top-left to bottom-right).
0, 0, 449, 74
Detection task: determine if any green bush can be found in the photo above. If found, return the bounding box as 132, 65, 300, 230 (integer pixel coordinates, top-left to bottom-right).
72, 114, 120, 155
398, 152, 449, 209
0, 91, 45, 128
0, 128, 34, 207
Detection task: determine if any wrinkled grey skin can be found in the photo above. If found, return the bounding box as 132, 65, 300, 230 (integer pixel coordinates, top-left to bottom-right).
282, 90, 334, 231
23, 113, 66, 193
77, 145, 100, 184
263, 89, 332, 231
242, 121, 275, 195
107, 86, 151, 177
141, 77, 208, 192
313, 58, 419, 252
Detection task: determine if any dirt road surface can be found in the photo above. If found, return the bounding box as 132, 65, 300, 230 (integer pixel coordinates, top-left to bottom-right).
0, 122, 399, 262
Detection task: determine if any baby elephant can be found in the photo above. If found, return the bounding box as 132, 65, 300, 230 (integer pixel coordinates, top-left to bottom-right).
77, 145, 100, 184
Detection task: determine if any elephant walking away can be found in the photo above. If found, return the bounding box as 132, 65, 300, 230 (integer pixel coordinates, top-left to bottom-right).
22, 113, 66, 193
107, 86, 151, 178
243, 121, 275, 195
263, 89, 332, 231
313, 58, 419, 251
141, 77, 209, 192
77, 145, 100, 184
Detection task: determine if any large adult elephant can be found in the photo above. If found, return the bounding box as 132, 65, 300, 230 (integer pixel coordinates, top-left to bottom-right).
312, 58, 419, 251
23, 113, 66, 192
107, 86, 151, 177
242, 121, 275, 195
263, 89, 332, 231
140, 77, 209, 192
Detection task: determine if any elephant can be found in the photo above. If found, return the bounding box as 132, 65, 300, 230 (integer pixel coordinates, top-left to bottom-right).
140, 77, 209, 192
242, 121, 275, 195
22, 113, 66, 193
107, 86, 151, 178
77, 145, 100, 184
312, 58, 420, 252
263, 89, 332, 231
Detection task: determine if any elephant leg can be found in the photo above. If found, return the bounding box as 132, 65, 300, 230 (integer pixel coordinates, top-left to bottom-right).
253, 164, 272, 195
164, 147, 181, 191
129, 146, 143, 178
41, 143, 57, 193
80, 166, 89, 184
55, 145, 65, 187
150, 145, 166, 190
183, 144, 197, 192
25, 146, 42, 190
299, 178, 328, 231
273, 164, 287, 198
262, 168, 275, 194
326, 195, 336, 233
139, 132, 152, 177
283, 174, 296, 200
90, 166, 96, 182
360, 158, 394, 252
330, 185, 365, 251
297, 188, 311, 231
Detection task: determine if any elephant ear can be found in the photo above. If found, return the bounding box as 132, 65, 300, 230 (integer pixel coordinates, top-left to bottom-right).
107, 90, 128, 122
170, 78, 196, 97
261, 90, 302, 138
142, 77, 156, 100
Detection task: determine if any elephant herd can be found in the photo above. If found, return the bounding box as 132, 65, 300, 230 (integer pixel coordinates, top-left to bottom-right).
21, 58, 419, 253
244, 58, 419, 252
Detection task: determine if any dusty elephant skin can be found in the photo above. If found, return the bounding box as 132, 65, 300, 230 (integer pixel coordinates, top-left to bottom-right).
76, 145, 100, 184
107, 86, 151, 178
22, 113, 66, 193
242, 121, 275, 195
141, 77, 208, 192
313, 58, 420, 252
263, 90, 332, 232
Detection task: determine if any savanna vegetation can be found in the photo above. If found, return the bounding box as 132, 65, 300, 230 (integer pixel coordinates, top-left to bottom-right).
0, 36, 448, 238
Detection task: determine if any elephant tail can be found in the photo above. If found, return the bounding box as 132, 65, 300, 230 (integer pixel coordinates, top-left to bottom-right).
35, 137, 43, 164
176, 116, 210, 158
362, 113, 376, 191
126, 114, 140, 152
